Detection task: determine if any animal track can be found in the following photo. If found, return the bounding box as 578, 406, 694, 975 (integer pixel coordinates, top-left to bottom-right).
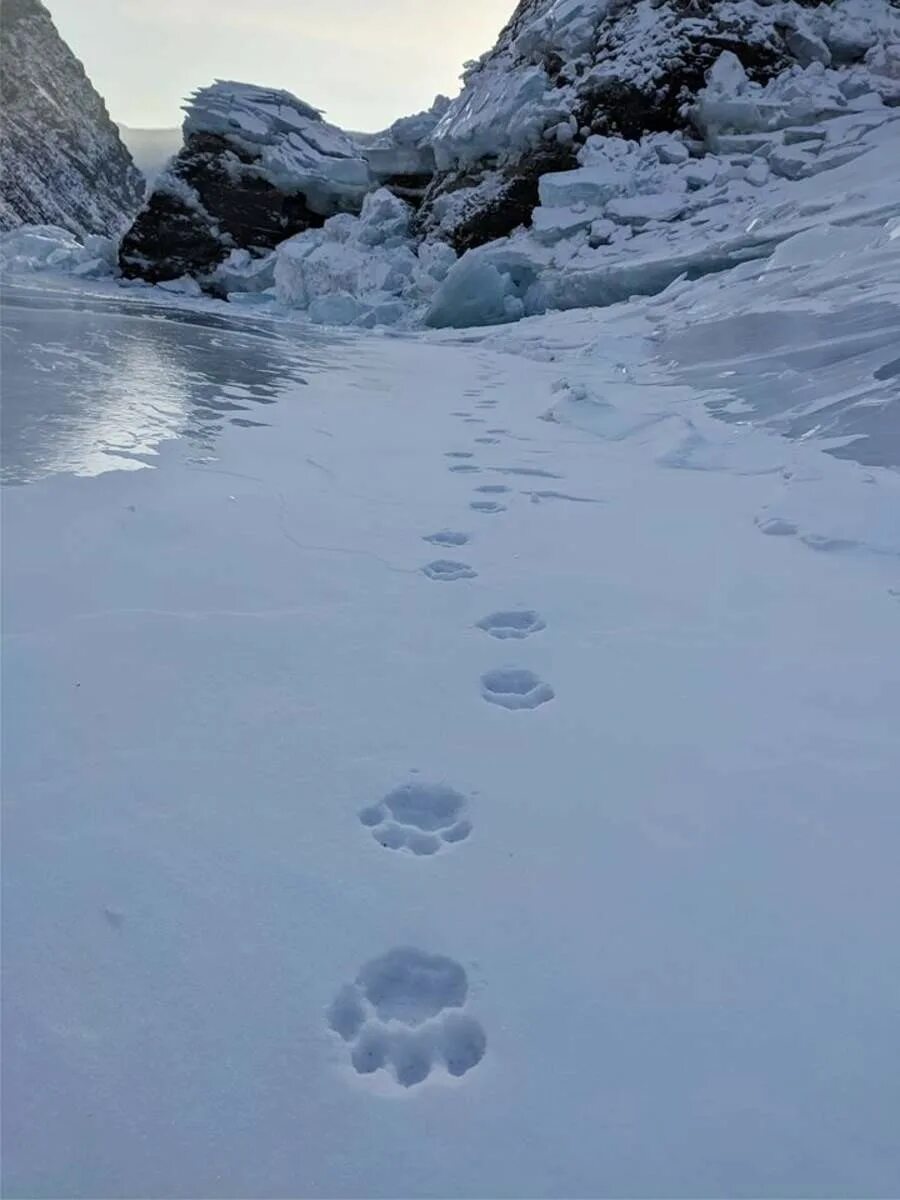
445, 451, 474, 459
474, 436, 501, 445
481, 667, 554, 710
477, 610, 546, 640
470, 500, 506, 514
422, 559, 477, 581
424, 530, 470, 547
360, 782, 472, 855
526, 490, 602, 504
757, 517, 798, 536
490, 466, 562, 479
328, 948, 487, 1088
475, 484, 510, 494
449, 464, 481, 474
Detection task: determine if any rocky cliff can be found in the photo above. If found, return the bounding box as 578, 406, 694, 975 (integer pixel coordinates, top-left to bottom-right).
0, 0, 144, 237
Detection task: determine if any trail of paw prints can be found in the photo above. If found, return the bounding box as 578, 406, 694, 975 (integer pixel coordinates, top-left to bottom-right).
360, 782, 472, 855
477, 609, 546, 640
328, 948, 487, 1088
422, 559, 477, 581
481, 667, 554, 710
470, 483, 510, 514
756, 514, 857, 552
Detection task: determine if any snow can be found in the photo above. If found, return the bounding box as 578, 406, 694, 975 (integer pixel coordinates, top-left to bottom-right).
4, 261, 900, 1197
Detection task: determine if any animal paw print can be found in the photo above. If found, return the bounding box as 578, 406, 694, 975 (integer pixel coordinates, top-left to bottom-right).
481, 667, 554, 710
477, 609, 546, 640
328, 948, 487, 1088
360, 782, 472, 855
422, 559, 477, 581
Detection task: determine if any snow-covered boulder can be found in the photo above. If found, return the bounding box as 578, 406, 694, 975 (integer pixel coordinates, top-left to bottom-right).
119, 82, 372, 287
0, 0, 144, 238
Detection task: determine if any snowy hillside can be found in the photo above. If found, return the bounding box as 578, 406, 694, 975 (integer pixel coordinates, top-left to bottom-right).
0, 0, 144, 238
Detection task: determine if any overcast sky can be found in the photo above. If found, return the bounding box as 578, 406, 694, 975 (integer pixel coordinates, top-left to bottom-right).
49, 0, 514, 132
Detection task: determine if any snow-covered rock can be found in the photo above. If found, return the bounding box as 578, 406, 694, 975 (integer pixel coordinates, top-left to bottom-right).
0, 0, 144, 238
119, 81, 372, 287
416, 0, 875, 250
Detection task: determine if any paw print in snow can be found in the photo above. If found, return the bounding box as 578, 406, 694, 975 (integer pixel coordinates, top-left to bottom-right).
328, 948, 487, 1088
360, 782, 472, 855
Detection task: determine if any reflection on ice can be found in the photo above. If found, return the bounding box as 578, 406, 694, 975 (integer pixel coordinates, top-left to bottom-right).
0, 282, 334, 483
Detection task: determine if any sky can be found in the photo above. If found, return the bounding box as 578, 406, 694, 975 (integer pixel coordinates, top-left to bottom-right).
49, 0, 515, 132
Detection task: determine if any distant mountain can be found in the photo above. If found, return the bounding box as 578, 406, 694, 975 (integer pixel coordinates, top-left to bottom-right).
0, 0, 144, 237
118, 126, 182, 186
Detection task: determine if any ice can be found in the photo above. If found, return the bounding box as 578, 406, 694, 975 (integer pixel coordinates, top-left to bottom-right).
531, 206, 595, 244
425, 240, 549, 328
361, 96, 450, 182
605, 194, 686, 225
432, 64, 567, 172
4, 259, 900, 1196
0, 224, 117, 277
213, 248, 276, 296
183, 81, 371, 214
271, 187, 443, 325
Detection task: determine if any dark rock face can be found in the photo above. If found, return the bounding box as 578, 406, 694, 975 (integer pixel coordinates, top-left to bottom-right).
0, 0, 144, 236
417, 144, 578, 253
119, 133, 323, 284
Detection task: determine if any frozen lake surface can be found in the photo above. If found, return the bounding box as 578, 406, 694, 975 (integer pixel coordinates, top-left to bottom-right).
3, 278, 900, 1199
